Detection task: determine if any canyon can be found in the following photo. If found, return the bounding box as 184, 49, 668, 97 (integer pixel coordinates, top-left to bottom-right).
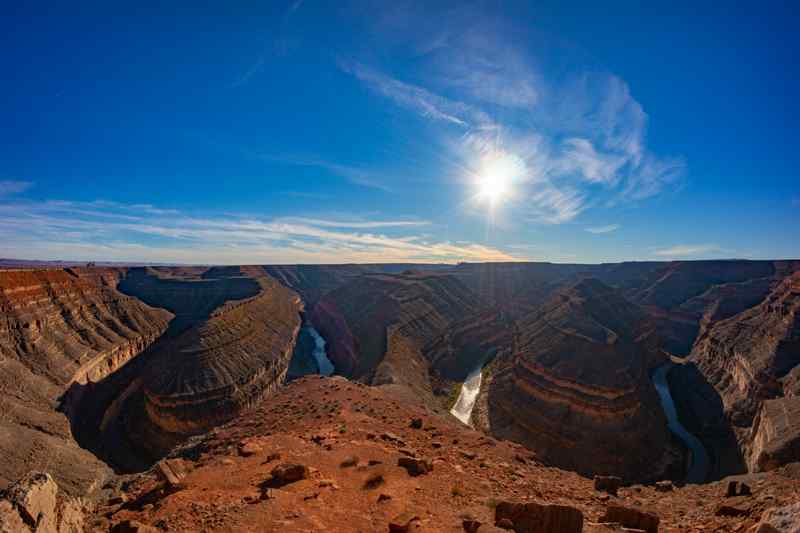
1, 260, 799, 531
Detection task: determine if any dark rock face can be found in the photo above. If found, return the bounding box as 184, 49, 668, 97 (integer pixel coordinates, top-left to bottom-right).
0, 269, 171, 493
486, 279, 671, 481
310, 271, 493, 389
691, 272, 800, 471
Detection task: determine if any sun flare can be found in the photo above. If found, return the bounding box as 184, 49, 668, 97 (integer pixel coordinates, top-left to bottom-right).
475, 151, 524, 207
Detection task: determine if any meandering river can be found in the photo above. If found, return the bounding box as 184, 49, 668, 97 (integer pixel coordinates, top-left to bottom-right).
653, 363, 709, 484
450, 365, 483, 425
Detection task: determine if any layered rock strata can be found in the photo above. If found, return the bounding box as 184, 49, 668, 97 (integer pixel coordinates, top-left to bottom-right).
0, 268, 171, 493
691, 271, 800, 471
127, 272, 303, 457
485, 279, 673, 481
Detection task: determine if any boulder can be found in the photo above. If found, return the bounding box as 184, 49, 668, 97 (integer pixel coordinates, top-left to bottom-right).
388, 512, 419, 532
594, 476, 623, 496
715, 503, 751, 517
726, 480, 752, 497
599, 504, 659, 533
655, 480, 673, 492
155, 458, 188, 489
755, 502, 800, 533
269, 463, 309, 486
494, 500, 583, 533
398, 457, 433, 477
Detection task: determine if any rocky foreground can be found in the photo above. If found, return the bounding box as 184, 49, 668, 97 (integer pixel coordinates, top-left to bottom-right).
13, 375, 786, 532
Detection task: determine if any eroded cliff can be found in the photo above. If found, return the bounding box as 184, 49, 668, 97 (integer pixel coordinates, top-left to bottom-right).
484, 279, 674, 482
0, 268, 172, 493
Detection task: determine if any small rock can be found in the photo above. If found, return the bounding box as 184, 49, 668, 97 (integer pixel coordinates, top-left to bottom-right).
265, 452, 281, 463
495, 518, 515, 530
461, 450, 477, 460
108, 494, 128, 505
594, 475, 623, 496
599, 504, 659, 533
654, 480, 673, 492
378, 493, 392, 503
238, 440, 263, 457
363, 472, 385, 490
267, 463, 308, 487
398, 457, 433, 477
111, 520, 160, 533
389, 512, 419, 532
409, 417, 423, 429
340, 455, 359, 468
715, 503, 751, 517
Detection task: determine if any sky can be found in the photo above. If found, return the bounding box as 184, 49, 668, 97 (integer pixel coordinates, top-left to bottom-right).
1, 1, 798, 264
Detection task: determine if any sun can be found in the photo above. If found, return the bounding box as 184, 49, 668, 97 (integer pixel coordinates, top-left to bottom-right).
475, 152, 524, 206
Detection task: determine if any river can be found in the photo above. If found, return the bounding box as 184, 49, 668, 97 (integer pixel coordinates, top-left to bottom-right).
652, 363, 709, 484
288, 324, 335, 378
450, 365, 483, 425
306, 325, 334, 376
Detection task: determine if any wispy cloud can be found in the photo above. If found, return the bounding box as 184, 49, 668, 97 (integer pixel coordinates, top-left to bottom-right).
0, 180, 33, 196
652, 244, 724, 257
585, 224, 620, 234
340, 60, 490, 128
264, 153, 393, 192
340, 7, 684, 226
0, 199, 515, 264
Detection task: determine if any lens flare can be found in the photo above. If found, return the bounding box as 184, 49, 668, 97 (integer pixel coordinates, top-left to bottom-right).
475, 151, 524, 207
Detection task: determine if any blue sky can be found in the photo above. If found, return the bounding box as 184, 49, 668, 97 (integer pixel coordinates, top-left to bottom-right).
1, 1, 798, 264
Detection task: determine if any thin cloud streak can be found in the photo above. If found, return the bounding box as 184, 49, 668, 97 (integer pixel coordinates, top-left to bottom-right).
585, 224, 621, 234
341, 9, 685, 226
263, 153, 393, 192
0, 199, 515, 264
653, 244, 723, 257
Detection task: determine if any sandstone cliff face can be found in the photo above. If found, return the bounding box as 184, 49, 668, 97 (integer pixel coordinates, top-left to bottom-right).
115, 270, 303, 458
0, 269, 172, 494
691, 271, 800, 471
485, 279, 672, 481
749, 396, 800, 472
311, 271, 486, 383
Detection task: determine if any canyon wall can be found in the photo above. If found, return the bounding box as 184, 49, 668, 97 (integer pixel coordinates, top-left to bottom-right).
691, 271, 800, 472
111, 268, 303, 458
0, 268, 171, 493
484, 279, 673, 482
311, 271, 487, 382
